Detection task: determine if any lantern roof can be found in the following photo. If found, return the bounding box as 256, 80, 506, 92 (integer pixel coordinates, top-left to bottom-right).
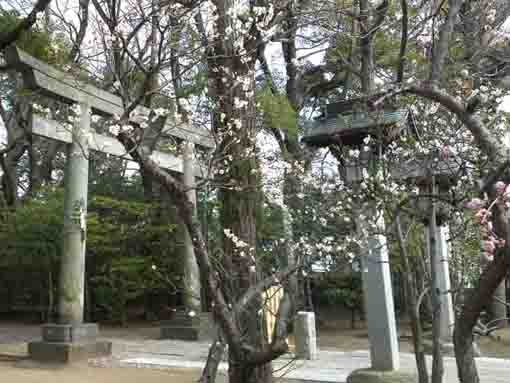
302, 96, 410, 147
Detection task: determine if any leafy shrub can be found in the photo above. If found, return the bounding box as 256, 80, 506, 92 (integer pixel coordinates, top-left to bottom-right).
0, 188, 181, 323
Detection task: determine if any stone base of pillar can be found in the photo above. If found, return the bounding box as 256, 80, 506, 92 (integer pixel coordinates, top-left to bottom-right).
294, 311, 318, 360
347, 369, 417, 383
28, 323, 111, 363
160, 311, 214, 341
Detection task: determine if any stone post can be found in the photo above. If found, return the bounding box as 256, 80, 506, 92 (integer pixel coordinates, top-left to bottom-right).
182, 141, 202, 313
58, 103, 90, 324
294, 311, 318, 360
357, 211, 400, 371
425, 224, 455, 342
347, 211, 418, 383
29, 103, 111, 362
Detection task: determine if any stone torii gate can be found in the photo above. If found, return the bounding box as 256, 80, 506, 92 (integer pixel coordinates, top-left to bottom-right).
5, 46, 214, 362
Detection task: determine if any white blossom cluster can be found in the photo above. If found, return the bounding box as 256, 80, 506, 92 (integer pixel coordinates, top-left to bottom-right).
223, 228, 255, 259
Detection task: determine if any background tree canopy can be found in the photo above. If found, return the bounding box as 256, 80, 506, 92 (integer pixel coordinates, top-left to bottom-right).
0, 187, 182, 324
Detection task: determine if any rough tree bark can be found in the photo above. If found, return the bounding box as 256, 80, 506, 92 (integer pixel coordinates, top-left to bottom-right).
213, 49, 272, 383
206, 1, 288, 380
199, 331, 226, 383
396, 215, 429, 383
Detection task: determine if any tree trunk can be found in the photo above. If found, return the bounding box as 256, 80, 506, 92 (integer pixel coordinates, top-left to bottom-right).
415, 249, 433, 326
396, 216, 428, 383
453, 184, 510, 383
228, 363, 272, 383
454, 248, 510, 383
490, 280, 507, 327
29, 115, 62, 194
219, 143, 273, 383
200, 329, 226, 383
207, 1, 273, 379
454, 322, 479, 383
47, 268, 53, 322
283, 171, 304, 308
359, 0, 374, 94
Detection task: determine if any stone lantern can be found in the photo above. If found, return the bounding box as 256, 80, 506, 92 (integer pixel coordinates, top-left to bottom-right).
303, 97, 410, 378
303, 96, 460, 367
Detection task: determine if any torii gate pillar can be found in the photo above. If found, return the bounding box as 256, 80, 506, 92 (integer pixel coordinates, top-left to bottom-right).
58, 103, 90, 324
29, 104, 111, 363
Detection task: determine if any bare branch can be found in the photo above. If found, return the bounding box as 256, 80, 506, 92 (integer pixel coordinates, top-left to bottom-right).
69, 0, 91, 62
374, 83, 507, 164
429, 0, 463, 83
397, 0, 408, 84
368, 0, 390, 39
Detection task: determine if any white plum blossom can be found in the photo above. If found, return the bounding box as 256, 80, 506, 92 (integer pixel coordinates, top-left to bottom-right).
108, 124, 121, 136
233, 119, 242, 129
234, 97, 249, 110
224, 228, 249, 248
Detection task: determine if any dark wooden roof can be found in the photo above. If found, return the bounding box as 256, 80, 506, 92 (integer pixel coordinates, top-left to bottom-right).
302, 109, 408, 147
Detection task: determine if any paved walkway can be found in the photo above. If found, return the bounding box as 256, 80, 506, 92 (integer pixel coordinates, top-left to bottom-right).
103, 338, 510, 383
1, 323, 509, 382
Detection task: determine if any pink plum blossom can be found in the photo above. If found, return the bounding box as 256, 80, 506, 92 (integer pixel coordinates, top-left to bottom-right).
465, 198, 484, 209
483, 240, 496, 255
439, 145, 449, 160
495, 181, 506, 195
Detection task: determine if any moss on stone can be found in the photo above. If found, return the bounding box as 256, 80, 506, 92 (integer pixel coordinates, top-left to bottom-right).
347, 368, 417, 383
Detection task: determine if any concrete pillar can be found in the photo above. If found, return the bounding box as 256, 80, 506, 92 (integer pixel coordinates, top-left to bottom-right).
426, 224, 455, 341
294, 311, 318, 360
182, 142, 201, 313
357, 211, 400, 371
58, 103, 90, 324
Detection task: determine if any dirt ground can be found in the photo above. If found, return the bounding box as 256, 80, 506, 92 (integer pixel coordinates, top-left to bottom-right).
0, 359, 203, 383
316, 317, 510, 358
